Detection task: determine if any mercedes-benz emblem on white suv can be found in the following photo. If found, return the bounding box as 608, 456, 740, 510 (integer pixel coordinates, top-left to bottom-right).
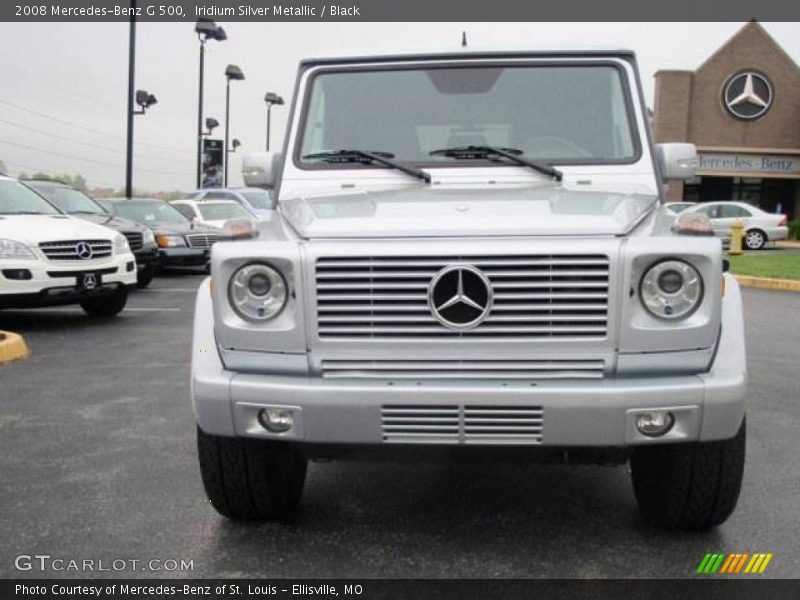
75, 241, 93, 260
428, 265, 493, 330
723, 71, 773, 120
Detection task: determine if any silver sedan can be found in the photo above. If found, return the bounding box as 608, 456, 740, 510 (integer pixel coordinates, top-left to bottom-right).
684, 201, 788, 250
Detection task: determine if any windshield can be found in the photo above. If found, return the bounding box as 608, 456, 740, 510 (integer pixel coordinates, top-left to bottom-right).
0, 180, 61, 215
30, 185, 107, 215
239, 191, 273, 210
112, 201, 188, 225
299, 63, 637, 166
197, 202, 251, 221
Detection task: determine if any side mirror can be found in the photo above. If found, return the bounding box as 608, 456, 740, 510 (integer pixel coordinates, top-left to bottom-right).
655, 143, 698, 181
242, 152, 281, 189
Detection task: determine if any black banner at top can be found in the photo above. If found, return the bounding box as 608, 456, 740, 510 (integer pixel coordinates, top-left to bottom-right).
3, 0, 800, 22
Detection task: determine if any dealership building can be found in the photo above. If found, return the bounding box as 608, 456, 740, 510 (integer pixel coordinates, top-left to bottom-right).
653, 21, 800, 220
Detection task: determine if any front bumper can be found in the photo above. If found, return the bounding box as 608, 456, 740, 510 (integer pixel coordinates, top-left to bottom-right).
191, 276, 747, 448
159, 247, 210, 266
0, 253, 137, 308
134, 245, 158, 267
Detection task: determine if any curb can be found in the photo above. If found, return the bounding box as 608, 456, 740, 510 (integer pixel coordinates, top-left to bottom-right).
734, 275, 800, 293
0, 331, 30, 364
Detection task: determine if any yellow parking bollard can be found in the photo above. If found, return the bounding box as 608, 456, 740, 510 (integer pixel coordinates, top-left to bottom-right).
729, 218, 744, 255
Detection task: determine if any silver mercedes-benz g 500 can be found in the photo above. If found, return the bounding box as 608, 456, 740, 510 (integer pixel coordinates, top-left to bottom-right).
191, 47, 746, 529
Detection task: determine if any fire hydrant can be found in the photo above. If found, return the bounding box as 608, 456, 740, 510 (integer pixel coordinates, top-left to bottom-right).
729, 218, 744, 255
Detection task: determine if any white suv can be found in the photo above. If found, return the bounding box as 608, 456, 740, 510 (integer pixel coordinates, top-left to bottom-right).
0, 176, 137, 317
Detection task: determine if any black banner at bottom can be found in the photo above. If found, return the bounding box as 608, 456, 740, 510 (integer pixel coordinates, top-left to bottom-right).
3, 579, 800, 600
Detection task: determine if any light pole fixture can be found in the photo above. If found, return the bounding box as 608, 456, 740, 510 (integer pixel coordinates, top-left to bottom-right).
228, 139, 241, 153
133, 90, 157, 114
202, 117, 219, 136
263, 92, 284, 151
195, 18, 226, 189
223, 64, 245, 187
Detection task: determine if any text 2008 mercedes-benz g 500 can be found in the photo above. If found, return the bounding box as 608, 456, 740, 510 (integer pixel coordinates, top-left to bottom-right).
191, 47, 746, 529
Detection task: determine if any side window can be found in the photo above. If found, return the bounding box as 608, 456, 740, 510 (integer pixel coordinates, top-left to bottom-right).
694, 205, 714, 217
173, 204, 196, 220
204, 192, 237, 200
720, 205, 749, 218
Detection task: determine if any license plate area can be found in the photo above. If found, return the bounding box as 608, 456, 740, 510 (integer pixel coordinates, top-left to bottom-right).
76, 272, 102, 291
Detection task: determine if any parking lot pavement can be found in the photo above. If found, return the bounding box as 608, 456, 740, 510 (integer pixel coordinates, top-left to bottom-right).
1, 278, 799, 579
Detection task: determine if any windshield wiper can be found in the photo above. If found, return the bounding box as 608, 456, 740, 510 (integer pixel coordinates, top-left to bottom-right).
0, 210, 47, 215
70, 210, 103, 215
302, 149, 432, 184
430, 145, 563, 182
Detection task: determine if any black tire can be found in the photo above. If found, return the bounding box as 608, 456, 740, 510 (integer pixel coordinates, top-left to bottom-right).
197, 426, 307, 521
631, 418, 745, 530
136, 264, 155, 289
744, 229, 766, 250
79, 288, 128, 318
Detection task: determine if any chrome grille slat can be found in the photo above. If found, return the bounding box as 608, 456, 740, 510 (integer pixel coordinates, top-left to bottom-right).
322, 359, 605, 380
185, 233, 221, 249
39, 239, 113, 261
123, 231, 144, 252
316, 254, 610, 340
380, 404, 544, 444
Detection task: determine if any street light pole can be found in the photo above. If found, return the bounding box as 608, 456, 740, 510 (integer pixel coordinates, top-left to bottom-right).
223, 64, 245, 188
194, 20, 226, 189
224, 78, 230, 187
125, 1, 136, 197
196, 37, 205, 189
266, 103, 271, 151
263, 92, 284, 151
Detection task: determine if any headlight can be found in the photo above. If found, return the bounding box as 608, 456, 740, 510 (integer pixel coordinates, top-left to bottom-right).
142, 229, 156, 246
640, 259, 704, 320
113, 234, 129, 254
0, 239, 36, 260
229, 263, 287, 322
155, 234, 186, 248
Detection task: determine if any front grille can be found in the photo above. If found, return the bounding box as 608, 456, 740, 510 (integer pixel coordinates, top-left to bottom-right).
185, 233, 221, 249
322, 359, 605, 380
123, 231, 143, 252
315, 255, 610, 339
39, 239, 112, 261
381, 404, 544, 444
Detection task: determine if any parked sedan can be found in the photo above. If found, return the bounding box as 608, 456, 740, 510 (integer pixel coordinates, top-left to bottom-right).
191, 187, 275, 218
685, 201, 788, 250
24, 180, 159, 288
102, 198, 221, 269
664, 201, 697, 215
171, 199, 255, 229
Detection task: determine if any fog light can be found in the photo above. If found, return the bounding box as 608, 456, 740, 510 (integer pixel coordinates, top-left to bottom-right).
636, 411, 675, 437
257, 408, 294, 433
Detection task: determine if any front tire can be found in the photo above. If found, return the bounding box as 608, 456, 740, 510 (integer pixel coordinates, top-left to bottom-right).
136, 264, 155, 289
631, 418, 745, 530
197, 426, 307, 521
744, 229, 766, 250
80, 287, 128, 318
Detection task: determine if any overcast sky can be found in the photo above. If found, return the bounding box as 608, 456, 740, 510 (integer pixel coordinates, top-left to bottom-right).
0, 21, 798, 191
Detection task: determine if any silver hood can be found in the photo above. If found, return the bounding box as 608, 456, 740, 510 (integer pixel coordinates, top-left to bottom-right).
280, 184, 657, 239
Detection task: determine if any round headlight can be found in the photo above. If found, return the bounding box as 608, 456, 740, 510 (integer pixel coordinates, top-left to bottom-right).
639, 259, 703, 320
229, 263, 287, 322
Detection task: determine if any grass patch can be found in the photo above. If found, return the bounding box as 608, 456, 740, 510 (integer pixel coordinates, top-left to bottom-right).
729, 254, 800, 280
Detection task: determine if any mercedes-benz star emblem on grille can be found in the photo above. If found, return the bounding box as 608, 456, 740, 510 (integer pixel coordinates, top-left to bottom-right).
75, 241, 94, 260
723, 71, 773, 120
428, 265, 493, 330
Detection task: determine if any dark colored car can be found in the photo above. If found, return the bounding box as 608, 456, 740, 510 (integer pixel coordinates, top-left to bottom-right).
101, 198, 221, 269
25, 180, 159, 288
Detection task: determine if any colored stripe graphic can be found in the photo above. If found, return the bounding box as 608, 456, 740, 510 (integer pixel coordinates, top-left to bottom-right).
698, 552, 772, 574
